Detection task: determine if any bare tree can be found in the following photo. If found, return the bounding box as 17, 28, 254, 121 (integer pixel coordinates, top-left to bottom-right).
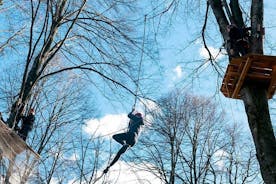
27, 75, 103, 183
146, 0, 276, 182
0, 0, 151, 181
0, 0, 146, 130
221, 124, 261, 184
132, 90, 260, 184
0, 64, 103, 183
207, 1, 276, 183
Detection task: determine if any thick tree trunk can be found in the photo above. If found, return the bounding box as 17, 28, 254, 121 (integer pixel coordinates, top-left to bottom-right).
208, 0, 229, 41
240, 86, 276, 183
241, 0, 276, 182
7, 57, 42, 128
208, 0, 276, 183
7, 19, 60, 128
229, 0, 244, 27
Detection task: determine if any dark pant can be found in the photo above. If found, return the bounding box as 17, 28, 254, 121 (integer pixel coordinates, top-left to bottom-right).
104, 144, 130, 173
112, 132, 136, 147
104, 132, 137, 173
231, 39, 249, 57
18, 126, 31, 141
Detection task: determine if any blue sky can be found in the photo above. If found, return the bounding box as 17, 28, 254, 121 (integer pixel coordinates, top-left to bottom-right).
78, 1, 276, 183
0, 1, 275, 183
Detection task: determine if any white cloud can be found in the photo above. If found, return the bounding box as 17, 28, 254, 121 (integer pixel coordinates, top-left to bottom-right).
83, 114, 128, 138
67, 153, 79, 161
214, 149, 229, 158
83, 100, 160, 139
137, 99, 160, 127
214, 149, 229, 171
99, 161, 163, 184
173, 65, 183, 79
66, 161, 163, 184
52, 177, 84, 184
164, 65, 185, 87
216, 160, 225, 171
138, 99, 159, 113
199, 46, 224, 60
49, 177, 59, 184
67, 178, 83, 184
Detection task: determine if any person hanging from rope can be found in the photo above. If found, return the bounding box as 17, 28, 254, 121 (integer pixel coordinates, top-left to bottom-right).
227, 24, 250, 58
103, 108, 144, 173
18, 108, 35, 141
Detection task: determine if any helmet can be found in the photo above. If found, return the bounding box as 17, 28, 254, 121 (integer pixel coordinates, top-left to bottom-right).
29, 108, 35, 114
135, 112, 142, 117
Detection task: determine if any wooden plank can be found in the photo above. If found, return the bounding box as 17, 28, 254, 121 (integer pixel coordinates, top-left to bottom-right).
248, 69, 271, 75
221, 75, 236, 92
267, 66, 276, 99
248, 72, 271, 78
228, 64, 240, 72
230, 57, 247, 65
221, 76, 233, 97
221, 78, 235, 97
223, 65, 237, 84
232, 57, 252, 98
251, 54, 276, 62
222, 84, 234, 91
222, 82, 235, 90
221, 54, 276, 99
227, 71, 271, 80
230, 54, 276, 65
250, 64, 272, 70
251, 61, 275, 68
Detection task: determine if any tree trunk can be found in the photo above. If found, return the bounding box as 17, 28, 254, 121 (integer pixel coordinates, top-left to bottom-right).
7, 18, 60, 128
7, 55, 43, 128
240, 86, 276, 183
240, 0, 276, 182
208, 0, 276, 183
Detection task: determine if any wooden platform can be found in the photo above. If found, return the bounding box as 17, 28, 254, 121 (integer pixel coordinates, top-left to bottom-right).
220, 54, 276, 99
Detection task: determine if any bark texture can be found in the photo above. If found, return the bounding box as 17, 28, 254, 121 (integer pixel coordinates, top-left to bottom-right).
240, 86, 276, 183
208, 0, 276, 183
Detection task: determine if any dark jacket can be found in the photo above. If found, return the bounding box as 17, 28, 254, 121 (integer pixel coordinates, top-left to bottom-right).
229, 26, 243, 41
21, 114, 35, 130
127, 112, 144, 136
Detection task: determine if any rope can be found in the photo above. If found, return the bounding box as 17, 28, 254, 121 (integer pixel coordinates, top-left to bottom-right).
134, 15, 147, 109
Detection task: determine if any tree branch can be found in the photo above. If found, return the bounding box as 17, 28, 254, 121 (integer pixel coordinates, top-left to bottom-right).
39, 65, 137, 95
201, 1, 213, 61
208, 0, 230, 42
229, 0, 245, 27
250, 0, 263, 54
0, 27, 25, 53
